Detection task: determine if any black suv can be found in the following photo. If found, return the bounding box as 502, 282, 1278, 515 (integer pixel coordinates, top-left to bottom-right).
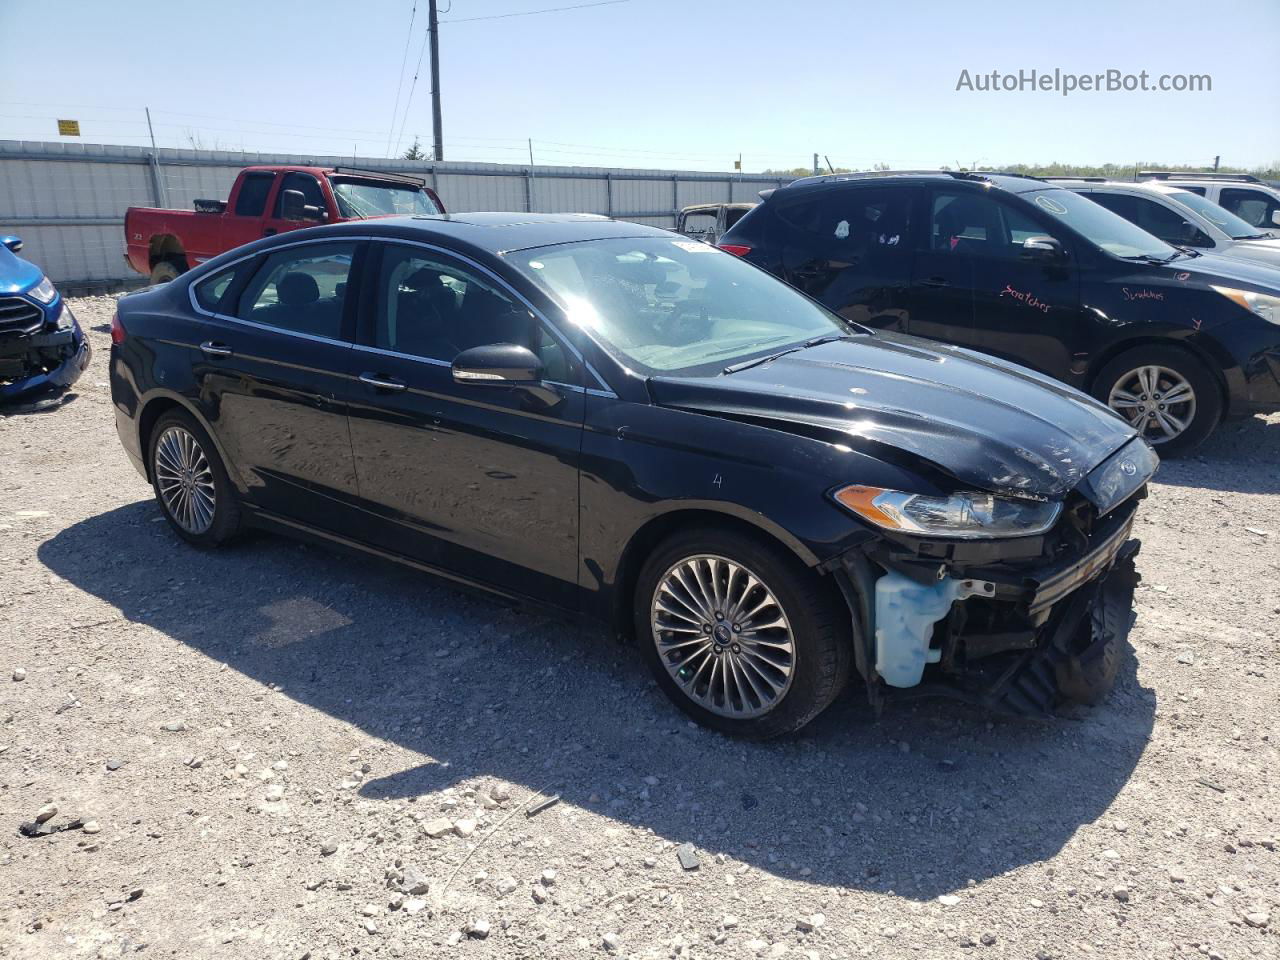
719, 172, 1280, 455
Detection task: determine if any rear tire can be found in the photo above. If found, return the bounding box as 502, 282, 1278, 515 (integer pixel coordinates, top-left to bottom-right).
149, 259, 184, 285
634, 528, 851, 739
1091, 345, 1221, 457
148, 409, 240, 547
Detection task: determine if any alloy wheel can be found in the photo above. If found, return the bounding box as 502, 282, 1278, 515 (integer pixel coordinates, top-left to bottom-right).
650, 554, 796, 719
1107, 365, 1196, 445
154, 425, 217, 534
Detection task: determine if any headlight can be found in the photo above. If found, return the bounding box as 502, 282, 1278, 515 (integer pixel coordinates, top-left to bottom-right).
27, 275, 57, 305
1212, 285, 1280, 324
833, 485, 1062, 539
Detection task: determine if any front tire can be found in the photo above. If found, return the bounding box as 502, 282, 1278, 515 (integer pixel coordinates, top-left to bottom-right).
635, 528, 851, 738
148, 410, 241, 546
1092, 345, 1222, 457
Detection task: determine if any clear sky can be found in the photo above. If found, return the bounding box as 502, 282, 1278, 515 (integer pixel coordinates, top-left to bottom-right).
2, 0, 1277, 173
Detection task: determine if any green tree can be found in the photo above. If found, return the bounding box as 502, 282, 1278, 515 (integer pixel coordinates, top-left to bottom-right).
402, 137, 426, 161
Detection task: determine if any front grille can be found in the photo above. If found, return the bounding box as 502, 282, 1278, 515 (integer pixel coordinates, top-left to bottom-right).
0, 297, 44, 336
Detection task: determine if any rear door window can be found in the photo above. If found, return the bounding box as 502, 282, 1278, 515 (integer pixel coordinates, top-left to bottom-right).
237, 241, 357, 341
1088, 193, 1142, 223
1219, 187, 1280, 229
778, 186, 911, 256
234, 173, 275, 216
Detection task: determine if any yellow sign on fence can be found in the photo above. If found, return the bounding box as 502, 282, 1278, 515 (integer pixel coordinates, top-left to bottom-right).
57, 119, 81, 136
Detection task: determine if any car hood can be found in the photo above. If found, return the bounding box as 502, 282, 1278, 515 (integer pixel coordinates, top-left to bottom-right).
648, 333, 1138, 500
1162, 250, 1280, 290
1221, 239, 1280, 269
0, 244, 44, 296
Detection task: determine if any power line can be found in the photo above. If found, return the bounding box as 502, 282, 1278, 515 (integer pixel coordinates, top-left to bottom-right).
391, 9, 433, 157
385, 0, 419, 157
441, 0, 628, 25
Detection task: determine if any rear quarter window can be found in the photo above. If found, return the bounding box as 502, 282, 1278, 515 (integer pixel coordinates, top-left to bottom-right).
193, 267, 240, 313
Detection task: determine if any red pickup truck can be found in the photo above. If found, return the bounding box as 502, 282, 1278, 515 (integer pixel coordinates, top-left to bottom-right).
125, 165, 446, 284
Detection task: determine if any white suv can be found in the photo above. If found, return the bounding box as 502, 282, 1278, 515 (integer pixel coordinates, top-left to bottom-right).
1138, 172, 1280, 231
1047, 178, 1280, 269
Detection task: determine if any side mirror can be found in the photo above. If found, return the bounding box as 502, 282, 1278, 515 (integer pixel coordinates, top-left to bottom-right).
302, 204, 326, 222
1021, 235, 1064, 262
1271, 210, 1280, 227
452, 343, 544, 386
280, 189, 307, 221
1, 235, 23, 253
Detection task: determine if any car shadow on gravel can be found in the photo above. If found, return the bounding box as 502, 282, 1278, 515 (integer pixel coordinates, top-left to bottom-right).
40, 501, 1155, 901
1153, 413, 1280, 495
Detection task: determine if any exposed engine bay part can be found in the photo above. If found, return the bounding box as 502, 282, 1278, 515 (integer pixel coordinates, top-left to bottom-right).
873, 573, 996, 687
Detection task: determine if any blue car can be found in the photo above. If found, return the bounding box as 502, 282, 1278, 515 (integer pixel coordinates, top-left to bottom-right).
0, 235, 91, 402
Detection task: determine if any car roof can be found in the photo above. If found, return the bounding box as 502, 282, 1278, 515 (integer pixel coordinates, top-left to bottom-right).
1049, 179, 1196, 197
293, 212, 673, 254
681, 202, 756, 213
774, 170, 1053, 197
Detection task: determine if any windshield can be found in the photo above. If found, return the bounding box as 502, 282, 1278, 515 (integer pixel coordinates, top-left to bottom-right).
330, 179, 441, 218
507, 237, 858, 376
1025, 188, 1180, 260
1167, 190, 1268, 240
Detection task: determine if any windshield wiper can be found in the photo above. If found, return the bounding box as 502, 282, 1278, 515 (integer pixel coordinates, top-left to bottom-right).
1119, 252, 1182, 264
722, 335, 845, 375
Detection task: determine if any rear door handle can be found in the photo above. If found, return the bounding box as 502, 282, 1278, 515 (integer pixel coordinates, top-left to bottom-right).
358, 372, 407, 392
200, 341, 233, 357
262, 228, 277, 236
920, 276, 951, 288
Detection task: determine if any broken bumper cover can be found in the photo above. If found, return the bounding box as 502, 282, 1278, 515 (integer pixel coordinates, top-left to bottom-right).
0, 321, 91, 402
837, 505, 1142, 716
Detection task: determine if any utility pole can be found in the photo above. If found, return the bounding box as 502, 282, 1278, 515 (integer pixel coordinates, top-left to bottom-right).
1213, 155, 1220, 171
813, 152, 819, 176
429, 0, 443, 161
144, 106, 167, 208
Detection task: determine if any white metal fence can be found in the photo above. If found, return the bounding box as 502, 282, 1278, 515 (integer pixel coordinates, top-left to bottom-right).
0, 140, 790, 289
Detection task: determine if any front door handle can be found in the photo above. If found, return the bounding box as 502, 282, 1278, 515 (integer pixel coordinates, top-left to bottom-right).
263, 228, 277, 236
358, 372, 407, 392
920, 276, 951, 288
200, 341, 233, 357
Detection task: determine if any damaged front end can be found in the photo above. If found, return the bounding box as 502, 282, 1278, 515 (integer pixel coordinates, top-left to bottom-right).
827, 437, 1156, 716
0, 300, 91, 404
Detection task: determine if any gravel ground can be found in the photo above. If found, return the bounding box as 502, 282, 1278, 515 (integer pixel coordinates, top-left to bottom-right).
2, 296, 1278, 960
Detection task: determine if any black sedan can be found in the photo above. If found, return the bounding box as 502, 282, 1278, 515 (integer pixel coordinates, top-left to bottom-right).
110, 214, 1157, 737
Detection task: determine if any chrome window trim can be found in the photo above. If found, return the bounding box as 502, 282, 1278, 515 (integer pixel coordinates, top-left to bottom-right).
351, 342, 450, 369
199, 310, 355, 350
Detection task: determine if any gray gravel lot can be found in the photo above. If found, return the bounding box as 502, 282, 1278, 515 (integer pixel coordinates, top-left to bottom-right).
2, 296, 1278, 959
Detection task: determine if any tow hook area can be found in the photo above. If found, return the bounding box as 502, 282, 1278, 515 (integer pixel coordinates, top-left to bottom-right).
874, 573, 995, 687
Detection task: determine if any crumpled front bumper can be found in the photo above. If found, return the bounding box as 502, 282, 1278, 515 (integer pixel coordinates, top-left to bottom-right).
833, 503, 1142, 716
0, 323, 91, 403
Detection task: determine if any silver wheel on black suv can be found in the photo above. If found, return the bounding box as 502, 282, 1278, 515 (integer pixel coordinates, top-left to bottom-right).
636, 528, 850, 738
1093, 345, 1221, 457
